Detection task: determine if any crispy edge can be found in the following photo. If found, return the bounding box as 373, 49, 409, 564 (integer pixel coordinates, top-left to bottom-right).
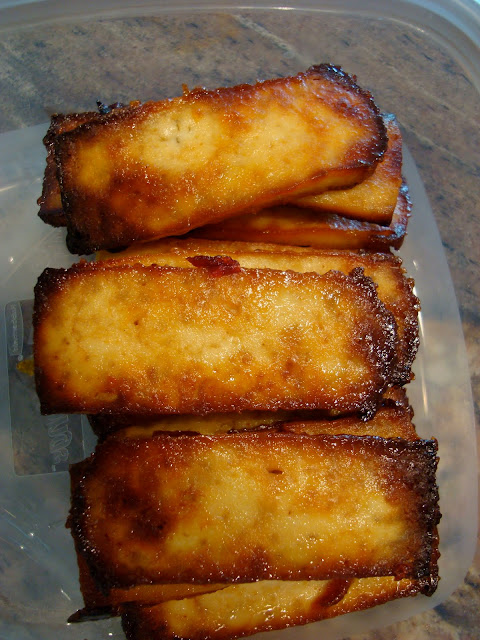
38, 103, 130, 226
38, 112, 98, 226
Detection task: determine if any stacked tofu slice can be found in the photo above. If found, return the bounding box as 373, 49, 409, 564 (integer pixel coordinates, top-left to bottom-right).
33, 64, 440, 640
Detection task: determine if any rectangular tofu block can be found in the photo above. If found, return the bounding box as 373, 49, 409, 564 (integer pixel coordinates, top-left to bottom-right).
68, 431, 440, 591
52, 64, 386, 253
34, 261, 396, 416
97, 239, 418, 385
68, 389, 428, 626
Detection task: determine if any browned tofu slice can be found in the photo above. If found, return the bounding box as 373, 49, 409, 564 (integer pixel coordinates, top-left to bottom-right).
97, 239, 418, 385
53, 64, 386, 254
120, 576, 433, 640
293, 112, 403, 224
34, 261, 396, 416
68, 430, 439, 591
87, 385, 417, 441
189, 181, 411, 251
69, 391, 422, 625
39, 109, 400, 237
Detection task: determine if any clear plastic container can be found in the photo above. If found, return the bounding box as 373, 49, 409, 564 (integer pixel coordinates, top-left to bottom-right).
0, 2, 478, 639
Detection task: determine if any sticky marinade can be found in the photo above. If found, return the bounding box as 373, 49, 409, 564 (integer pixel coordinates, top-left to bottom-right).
33, 261, 397, 416
68, 431, 439, 592
52, 64, 387, 253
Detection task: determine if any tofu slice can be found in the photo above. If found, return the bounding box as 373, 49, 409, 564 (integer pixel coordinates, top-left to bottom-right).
120, 576, 433, 640
68, 388, 432, 629
293, 112, 403, 224
68, 430, 439, 591
52, 64, 386, 253
97, 239, 418, 386
87, 385, 417, 441
39, 110, 400, 236
189, 181, 411, 251
34, 261, 396, 416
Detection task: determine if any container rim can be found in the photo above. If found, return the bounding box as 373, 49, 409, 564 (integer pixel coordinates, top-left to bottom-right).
0, 0, 479, 91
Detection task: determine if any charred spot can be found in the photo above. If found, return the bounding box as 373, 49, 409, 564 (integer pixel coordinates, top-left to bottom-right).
187, 254, 241, 276
105, 479, 141, 516
132, 507, 168, 541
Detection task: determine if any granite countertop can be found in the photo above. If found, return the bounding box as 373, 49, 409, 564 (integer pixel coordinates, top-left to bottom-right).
0, 8, 478, 640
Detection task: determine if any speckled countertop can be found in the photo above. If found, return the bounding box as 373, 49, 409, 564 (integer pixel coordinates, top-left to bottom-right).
0, 9, 478, 640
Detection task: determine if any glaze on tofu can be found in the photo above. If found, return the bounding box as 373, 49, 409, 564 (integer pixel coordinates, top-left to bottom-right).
52, 64, 387, 253
120, 576, 434, 640
189, 181, 411, 251
97, 239, 419, 386
33, 261, 397, 416
68, 430, 439, 591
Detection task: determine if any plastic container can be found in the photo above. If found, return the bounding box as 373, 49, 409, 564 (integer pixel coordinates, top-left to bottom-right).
0, 2, 478, 639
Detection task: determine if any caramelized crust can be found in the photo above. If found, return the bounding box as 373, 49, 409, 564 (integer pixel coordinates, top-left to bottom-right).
68, 431, 439, 591
190, 181, 411, 251
53, 65, 386, 253
97, 239, 418, 385
38, 112, 98, 226
34, 261, 396, 416
293, 113, 403, 224
121, 576, 431, 640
